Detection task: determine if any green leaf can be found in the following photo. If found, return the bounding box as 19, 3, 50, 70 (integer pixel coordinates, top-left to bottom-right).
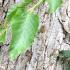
6, 6, 24, 22
46, 0, 62, 13
59, 50, 70, 70
59, 50, 70, 58
6, 0, 32, 22
21, 0, 32, 5
0, 26, 6, 44
8, 9, 39, 60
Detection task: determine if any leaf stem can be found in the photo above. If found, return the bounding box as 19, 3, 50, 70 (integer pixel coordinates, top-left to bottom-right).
29, 0, 44, 12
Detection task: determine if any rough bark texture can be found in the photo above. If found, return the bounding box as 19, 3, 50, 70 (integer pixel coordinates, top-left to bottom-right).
0, 0, 70, 70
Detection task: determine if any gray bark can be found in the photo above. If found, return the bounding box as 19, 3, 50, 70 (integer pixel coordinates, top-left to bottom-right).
0, 0, 70, 70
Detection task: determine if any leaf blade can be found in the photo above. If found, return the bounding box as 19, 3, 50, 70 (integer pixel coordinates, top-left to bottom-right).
8, 9, 39, 60
46, 0, 62, 13
6, 0, 32, 22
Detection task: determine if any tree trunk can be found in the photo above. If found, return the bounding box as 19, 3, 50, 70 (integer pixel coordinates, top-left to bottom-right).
0, 0, 70, 70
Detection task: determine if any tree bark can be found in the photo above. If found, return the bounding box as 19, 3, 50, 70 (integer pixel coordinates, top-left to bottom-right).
0, 0, 70, 70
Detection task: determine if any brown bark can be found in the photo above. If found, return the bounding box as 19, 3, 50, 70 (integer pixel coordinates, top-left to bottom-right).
0, 0, 70, 70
